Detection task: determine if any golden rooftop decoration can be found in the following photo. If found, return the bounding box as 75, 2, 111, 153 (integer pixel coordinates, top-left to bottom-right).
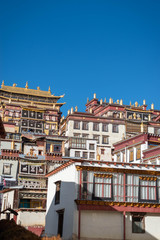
25, 81, 28, 89
117, 99, 119, 104
93, 93, 96, 99
130, 101, 131, 106
75, 106, 78, 112
71, 107, 74, 114
100, 99, 103, 104
48, 86, 51, 93
0, 81, 64, 99
68, 110, 70, 115
151, 103, 154, 110
104, 98, 106, 103
120, 99, 123, 105
135, 101, 138, 107
87, 98, 89, 103
143, 99, 146, 105
109, 98, 113, 104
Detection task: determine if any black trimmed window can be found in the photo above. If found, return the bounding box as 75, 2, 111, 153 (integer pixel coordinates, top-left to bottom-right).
132, 215, 145, 233
112, 124, 119, 133
74, 121, 80, 129
102, 136, 109, 144
93, 123, 99, 131
82, 122, 88, 130
55, 181, 61, 205
139, 177, 158, 202
93, 174, 113, 200
102, 124, 108, 132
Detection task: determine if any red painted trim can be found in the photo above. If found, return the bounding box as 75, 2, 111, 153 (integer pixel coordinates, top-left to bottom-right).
79, 170, 82, 199
123, 211, 126, 240
77, 204, 160, 213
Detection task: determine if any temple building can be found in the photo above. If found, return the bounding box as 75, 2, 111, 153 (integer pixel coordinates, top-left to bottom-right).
45, 158, 160, 240
59, 94, 160, 162
0, 81, 65, 135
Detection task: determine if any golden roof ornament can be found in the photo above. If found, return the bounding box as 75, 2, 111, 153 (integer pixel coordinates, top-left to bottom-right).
75, 106, 78, 112
1, 80, 4, 88
71, 107, 74, 114
25, 82, 28, 89
109, 98, 113, 104
48, 86, 51, 94
120, 99, 123, 105
93, 93, 96, 99
37, 86, 40, 90
100, 99, 103, 104
104, 98, 106, 103
143, 99, 146, 105
13, 83, 16, 87
151, 103, 154, 110
68, 110, 70, 115
130, 101, 131, 106
87, 98, 89, 103
117, 99, 119, 104
135, 101, 138, 107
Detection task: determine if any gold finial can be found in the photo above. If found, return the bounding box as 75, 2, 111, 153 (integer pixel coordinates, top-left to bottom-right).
100, 99, 103, 104
104, 98, 106, 103
75, 106, 78, 112
130, 101, 131, 106
25, 81, 28, 89
120, 99, 123, 105
151, 103, 154, 110
143, 99, 146, 105
135, 101, 138, 107
48, 86, 51, 93
62, 115, 65, 120
13, 83, 16, 87
133, 112, 136, 119
37, 86, 40, 90
1, 80, 4, 88
117, 99, 119, 104
71, 107, 74, 114
109, 98, 113, 104
87, 98, 89, 103
68, 110, 70, 115
93, 93, 96, 99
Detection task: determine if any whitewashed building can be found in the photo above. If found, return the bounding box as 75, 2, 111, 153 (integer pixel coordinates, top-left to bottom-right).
45, 159, 160, 240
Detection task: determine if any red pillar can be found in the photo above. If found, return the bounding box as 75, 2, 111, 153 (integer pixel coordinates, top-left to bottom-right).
123, 211, 126, 240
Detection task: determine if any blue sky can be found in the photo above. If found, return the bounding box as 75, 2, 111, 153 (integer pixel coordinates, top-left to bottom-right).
0, 0, 160, 115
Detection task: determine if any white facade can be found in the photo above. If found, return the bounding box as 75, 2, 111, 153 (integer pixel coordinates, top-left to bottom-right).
45, 164, 78, 239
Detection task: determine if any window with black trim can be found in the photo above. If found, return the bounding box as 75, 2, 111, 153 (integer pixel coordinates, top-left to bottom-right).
93, 174, 113, 200
74, 121, 80, 129
55, 181, 61, 204
93, 123, 99, 131
139, 176, 157, 202
82, 122, 88, 130
132, 215, 145, 233
102, 124, 108, 132
112, 124, 119, 133
102, 136, 109, 144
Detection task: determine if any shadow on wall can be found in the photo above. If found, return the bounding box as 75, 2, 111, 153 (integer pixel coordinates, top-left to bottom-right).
45, 181, 159, 240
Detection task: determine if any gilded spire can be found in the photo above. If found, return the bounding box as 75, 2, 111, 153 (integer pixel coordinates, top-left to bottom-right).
48, 86, 51, 93
1, 80, 4, 88
25, 81, 28, 89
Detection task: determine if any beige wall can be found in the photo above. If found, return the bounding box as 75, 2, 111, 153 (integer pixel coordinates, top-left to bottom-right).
80, 211, 123, 240
17, 211, 45, 226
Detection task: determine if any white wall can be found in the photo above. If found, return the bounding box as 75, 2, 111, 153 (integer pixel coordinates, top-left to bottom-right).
126, 212, 160, 240
45, 163, 78, 239
17, 211, 46, 226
